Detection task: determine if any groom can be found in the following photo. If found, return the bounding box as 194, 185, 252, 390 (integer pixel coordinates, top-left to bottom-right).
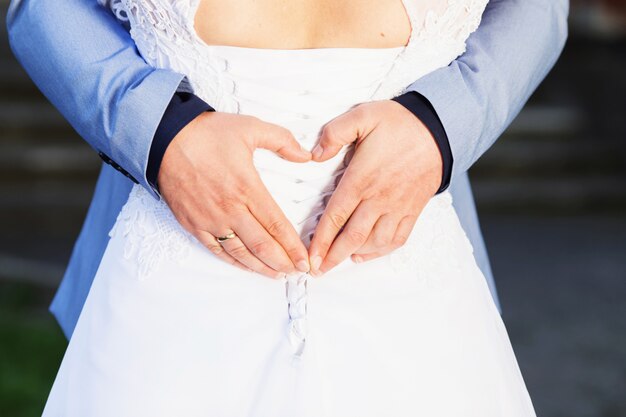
7, 0, 568, 338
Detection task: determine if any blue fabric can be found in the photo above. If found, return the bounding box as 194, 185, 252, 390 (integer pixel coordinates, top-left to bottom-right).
6, 0, 568, 339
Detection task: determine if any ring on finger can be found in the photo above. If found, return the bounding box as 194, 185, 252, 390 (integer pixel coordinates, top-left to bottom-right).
216, 232, 238, 243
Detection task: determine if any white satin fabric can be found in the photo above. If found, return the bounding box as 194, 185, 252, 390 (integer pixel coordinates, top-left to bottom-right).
42, 43, 536, 416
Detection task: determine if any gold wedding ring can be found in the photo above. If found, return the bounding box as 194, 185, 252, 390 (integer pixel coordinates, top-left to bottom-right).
216, 232, 237, 243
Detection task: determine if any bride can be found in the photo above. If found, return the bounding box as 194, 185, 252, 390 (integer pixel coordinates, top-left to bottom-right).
42, 0, 536, 416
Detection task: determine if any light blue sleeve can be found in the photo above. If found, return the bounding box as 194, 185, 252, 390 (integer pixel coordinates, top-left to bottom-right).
6, 0, 185, 198
403, 0, 569, 180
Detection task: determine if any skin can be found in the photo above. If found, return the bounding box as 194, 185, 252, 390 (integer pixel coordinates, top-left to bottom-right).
159, 112, 313, 279
159, 0, 442, 277
308, 101, 442, 276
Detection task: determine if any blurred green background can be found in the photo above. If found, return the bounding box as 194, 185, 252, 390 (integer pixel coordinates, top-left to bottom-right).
1, 1, 625, 416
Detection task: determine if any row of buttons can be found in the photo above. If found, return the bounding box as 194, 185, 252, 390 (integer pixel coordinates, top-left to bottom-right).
97, 151, 139, 184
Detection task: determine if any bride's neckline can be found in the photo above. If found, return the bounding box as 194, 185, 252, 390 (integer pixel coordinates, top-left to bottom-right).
188, 0, 416, 54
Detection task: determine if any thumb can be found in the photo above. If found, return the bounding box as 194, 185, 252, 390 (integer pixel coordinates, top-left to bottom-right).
255, 124, 312, 162
313, 107, 368, 162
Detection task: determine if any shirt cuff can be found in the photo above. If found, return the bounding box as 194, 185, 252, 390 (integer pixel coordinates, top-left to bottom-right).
146, 92, 215, 191
391, 91, 453, 194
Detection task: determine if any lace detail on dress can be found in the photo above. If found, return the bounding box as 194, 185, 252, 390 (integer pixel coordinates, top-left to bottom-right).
372, 0, 489, 100
388, 192, 467, 288
98, 0, 129, 22
100, 0, 240, 112
109, 185, 193, 281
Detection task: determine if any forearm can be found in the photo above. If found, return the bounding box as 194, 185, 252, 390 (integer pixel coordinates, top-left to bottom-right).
402, 0, 569, 180
7, 0, 184, 194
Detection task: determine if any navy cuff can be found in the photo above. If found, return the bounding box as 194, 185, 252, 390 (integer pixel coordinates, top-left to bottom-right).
392, 91, 453, 194
147, 92, 214, 191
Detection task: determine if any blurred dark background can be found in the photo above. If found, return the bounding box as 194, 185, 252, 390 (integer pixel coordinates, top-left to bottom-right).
0, 1, 625, 416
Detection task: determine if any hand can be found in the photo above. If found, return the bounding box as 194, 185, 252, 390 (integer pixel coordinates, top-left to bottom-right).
158, 112, 312, 279
308, 100, 443, 276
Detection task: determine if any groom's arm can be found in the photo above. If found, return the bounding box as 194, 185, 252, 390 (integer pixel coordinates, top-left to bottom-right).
6, 0, 196, 198
393, 0, 569, 191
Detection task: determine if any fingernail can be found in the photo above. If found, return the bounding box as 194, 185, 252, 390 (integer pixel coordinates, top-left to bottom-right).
312, 144, 323, 160
310, 255, 322, 271
310, 269, 323, 278
297, 260, 310, 272
353, 255, 363, 263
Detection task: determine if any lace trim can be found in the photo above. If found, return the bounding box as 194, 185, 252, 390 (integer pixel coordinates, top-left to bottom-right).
100, 0, 240, 112
372, 0, 489, 99
98, 0, 129, 22
109, 185, 193, 281
388, 192, 466, 288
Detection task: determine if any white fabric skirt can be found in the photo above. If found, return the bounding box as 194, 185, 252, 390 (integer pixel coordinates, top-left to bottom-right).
42, 190, 536, 417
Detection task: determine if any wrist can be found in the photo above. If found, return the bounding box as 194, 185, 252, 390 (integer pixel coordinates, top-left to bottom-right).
147, 92, 214, 194
391, 91, 452, 194
414, 118, 444, 197
157, 111, 214, 188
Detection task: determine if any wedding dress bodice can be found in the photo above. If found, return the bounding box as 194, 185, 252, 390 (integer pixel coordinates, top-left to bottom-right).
101, 0, 488, 264
101, 0, 488, 355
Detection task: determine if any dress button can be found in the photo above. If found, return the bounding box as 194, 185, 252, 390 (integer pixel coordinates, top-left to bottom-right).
225, 78, 236, 94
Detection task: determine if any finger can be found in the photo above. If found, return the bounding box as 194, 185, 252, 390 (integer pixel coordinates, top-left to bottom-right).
308, 185, 361, 275
391, 215, 417, 248
231, 209, 299, 275
352, 215, 416, 263
194, 230, 253, 272
248, 185, 310, 273
317, 201, 380, 274
312, 105, 372, 162
218, 231, 287, 280
255, 121, 312, 162
353, 213, 398, 255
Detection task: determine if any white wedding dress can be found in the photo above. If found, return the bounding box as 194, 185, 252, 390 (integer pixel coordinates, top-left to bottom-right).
42, 1, 537, 416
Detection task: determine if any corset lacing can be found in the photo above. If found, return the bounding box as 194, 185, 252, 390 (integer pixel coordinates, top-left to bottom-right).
205, 47, 405, 357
